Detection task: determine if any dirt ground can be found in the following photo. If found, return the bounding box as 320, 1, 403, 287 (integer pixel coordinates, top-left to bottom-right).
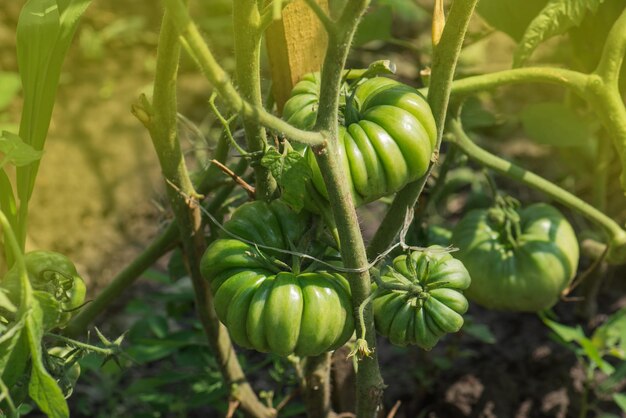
0, 0, 206, 292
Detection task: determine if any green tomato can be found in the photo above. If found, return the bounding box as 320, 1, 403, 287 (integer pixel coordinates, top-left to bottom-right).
1, 251, 86, 328
373, 246, 471, 350
282, 73, 437, 206
201, 200, 354, 357
451, 203, 579, 312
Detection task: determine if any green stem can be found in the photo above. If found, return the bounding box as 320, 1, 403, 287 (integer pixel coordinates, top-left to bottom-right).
368, 0, 478, 259
447, 119, 626, 261
233, 0, 276, 200
44, 333, 119, 357
141, 11, 274, 418
303, 0, 335, 35
594, 7, 626, 86
446, 66, 589, 98
309, 1, 386, 416
303, 353, 334, 418
161, 0, 326, 148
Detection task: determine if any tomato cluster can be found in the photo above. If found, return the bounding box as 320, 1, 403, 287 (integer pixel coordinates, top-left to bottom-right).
198, 71, 582, 357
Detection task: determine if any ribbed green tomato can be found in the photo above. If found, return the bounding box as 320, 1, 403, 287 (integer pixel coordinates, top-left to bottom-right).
2, 251, 86, 329
201, 200, 354, 357
373, 247, 471, 350
451, 203, 579, 312
282, 73, 437, 206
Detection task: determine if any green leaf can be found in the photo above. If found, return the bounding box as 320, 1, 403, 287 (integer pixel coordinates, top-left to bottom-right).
520, 102, 590, 147
16, 0, 93, 202
260, 147, 312, 212
541, 316, 587, 343
0, 72, 21, 112
353, 6, 393, 46
0, 131, 44, 168
614, 393, 626, 412
0, 318, 27, 382
476, 0, 548, 41
579, 338, 615, 374
0, 170, 17, 260
0, 289, 16, 314
26, 297, 69, 418
592, 307, 626, 359
514, 0, 606, 67
598, 361, 626, 394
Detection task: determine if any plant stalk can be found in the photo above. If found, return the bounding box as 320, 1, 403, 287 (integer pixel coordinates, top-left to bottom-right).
233, 0, 276, 200
303, 353, 334, 418
310, 1, 385, 416
141, 11, 274, 417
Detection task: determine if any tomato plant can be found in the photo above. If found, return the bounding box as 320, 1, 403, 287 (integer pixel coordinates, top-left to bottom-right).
2, 0, 626, 417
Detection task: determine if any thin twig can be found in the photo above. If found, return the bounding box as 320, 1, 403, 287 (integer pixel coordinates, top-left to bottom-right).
386, 400, 402, 418
210, 159, 256, 198
275, 388, 300, 411
225, 399, 241, 418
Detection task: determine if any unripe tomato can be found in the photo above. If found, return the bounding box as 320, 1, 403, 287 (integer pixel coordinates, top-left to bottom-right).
283, 73, 437, 206
373, 246, 471, 350
452, 203, 579, 312
201, 200, 354, 357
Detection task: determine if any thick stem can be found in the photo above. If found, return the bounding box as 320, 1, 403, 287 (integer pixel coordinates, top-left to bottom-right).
143, 12, 274, 418
368, 0, 478, 259
233, 0, 276, 200
161, 0, 326, 148
311, 2, 385, 417
447, 119, 626, 262
303, 353, 334, 418
447, 67, 589, 98
594, 7, 626, 86
585, 76, 626, 196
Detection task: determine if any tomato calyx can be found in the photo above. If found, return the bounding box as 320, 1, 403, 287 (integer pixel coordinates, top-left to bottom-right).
489, 195, 524, 249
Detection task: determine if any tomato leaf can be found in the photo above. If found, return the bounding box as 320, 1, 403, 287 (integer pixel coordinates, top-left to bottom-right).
26, 296, 70, 418
591, 307, 626, 359
520, 102, 590, 147
541, 316, 586, 343
0, 288, 16, 314
0, 131, 44, 168
261, 146, 312, 212
513, 0, 606, 67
